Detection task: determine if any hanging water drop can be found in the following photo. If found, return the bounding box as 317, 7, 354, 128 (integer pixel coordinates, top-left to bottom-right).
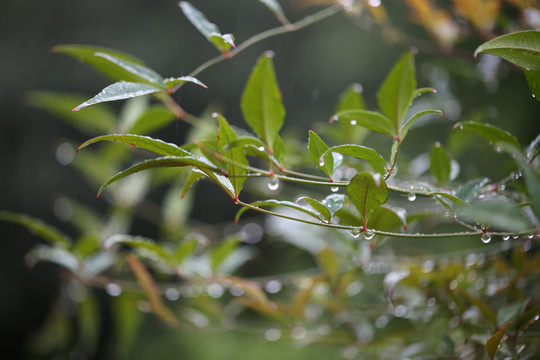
363, 229, 375, 240
330, 186, 339, 193
407, 192, 416, 202
350, 119, 357, 126
527, 234, 534, 239
502, 235, 510, 241
351, 228, 361, 238
512, 234, 520, 239
267, 177, 280, 191
481, 233, 491, 244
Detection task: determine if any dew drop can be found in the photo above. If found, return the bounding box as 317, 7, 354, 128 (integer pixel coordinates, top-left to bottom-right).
257, 146, 265, 152
512, 234, 520, 239
207, 283, 224, 298
502, 235, 510, 241
527, 234, 534, 239
351, 228, 361, 238
407, 192, 416, 202
363, 229, 375, 240
105, 283, 122, 297
350, 119, 357, 126
267, 177, 280, 191
481, 233, 491, 244
494, 145, 502, 153
330, 186, 339, 193
319, 158, 325, 167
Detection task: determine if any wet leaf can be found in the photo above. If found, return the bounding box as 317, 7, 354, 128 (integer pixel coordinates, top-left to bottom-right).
104, 235, 172, 265
485, 321, 512, 360
321, 144, 388, 175
179, 2, 235, 54
378, 52, 416, 129
455, 178, 490, 203
235, 199, 328, 223
0, 211, 70, 249
337, 83, 366, 112
514, 305, 540, 334
164, 76, 208, 90
172, 238, 200, 266
347, 172, 388, 227
330, 110, 395, 137
181, 170, 206, 198
367, 206, 407, 231
458, 289, 497, 327
93, 52, 166, 87
453, 121, 522, 151
401, 109, 444, 139
73, 82, 163, 111
430, 142, 451, 186
427, 192, 468, 208
296, 196, 332, 223
525, 69, 540, 101
241, 52, 285, 155
308, 130, 334, 179
526, 133, 540, 162
27, 245, 80, 273
321, 194, 346, 218
475, 30, 540, 71
78, 134, 191, 157
461, 199, 533, 232
126, 255, 178, 326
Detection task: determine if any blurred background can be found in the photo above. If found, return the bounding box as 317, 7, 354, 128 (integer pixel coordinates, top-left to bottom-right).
1, 0, 539, 359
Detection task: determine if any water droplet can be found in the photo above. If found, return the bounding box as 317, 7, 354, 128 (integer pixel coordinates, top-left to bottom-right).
350, 119, 357, 126
346, 281, 363, 296
264, 279, 282, 294
512, 234, 520, 239
374, 315, 388, 328
407, 192, 416, 202
105, 283, 122, 297
494, 145, 502, 153
329, 116, 338, 124
165, 287, 180, 301
351, 228, 361, 238
330, 186, 339, 193
56, 142, 75, 166
481, 233, 491, 244
534, 315, 539, 321
319, 158, 325, 167
502, 235, 510, 241
265, 328, 281, 342
267, 177, 280, 191
363, 229, 375, 240
257, 146, 265, 152
527, 234, 534, 239
368, 0, 381, 7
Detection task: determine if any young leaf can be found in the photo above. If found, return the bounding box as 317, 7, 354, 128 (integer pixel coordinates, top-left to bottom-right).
216, 114, 248, 198
336, 83, 366, 111
461, 199, 533, 232
485, 321, 512, 360
164, 76, 208, 90
455, 178, 490, 203
308, 131, 334, 180
78, 134, 191, 157
453, 121, 522, 151
377, 52, 416, 129
0, 211, 71, 249
330, 110, 395, 137
321, 144, 388, 175
430, 142, 451, 186
73, 81, 163, 112
346, 172, 388, 228
525, 69, 540, 101
400, 109, 444, 139
94, 52, 166, 87
296, 196, 332, 223
241, 52, 285, 155
474, 30, 540, 71
256, 0, 293, 28
427, 192, 468, 208
179, 2, 235, 55
181, 170, 206, 198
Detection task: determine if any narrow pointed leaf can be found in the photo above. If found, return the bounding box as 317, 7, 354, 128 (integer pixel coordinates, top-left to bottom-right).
453, 121, 522, 150
347, 172, 388, 227
241, 52, 285, 154
96, 156, 220, 198
94, 52, 165, 86
104, 235, 172, 265
474, 30, 540, 71
461, 199, 533, 232
179, 2, 235, 54
126, 255, 178, 326
401, 109, 444, 139
331, 109, 395, 137
235, 199, 328, 223
78, 134, 191, 157
455, 178, 490, 203
525, 69, 540, 101
224, 136, 266, 153
486, 321, 512, 360
321, 144, 388, 175
172, 238, 199, 266
514, 305, 540, 334
181, 170, 206, 198
216, 114, 248, 197
215, 275, 271, 309
296, 196, 332, 223
427, 192, 468, 207
430, 142, 451, 186
308, 130, 334, 179
52, 44, 147, 82
0, 211, 71, 249
413, 87, 437, 98
527, 134, 540, 162
73, 82, 163, 112
164, 76, 208, 89
377, 52, 416, 129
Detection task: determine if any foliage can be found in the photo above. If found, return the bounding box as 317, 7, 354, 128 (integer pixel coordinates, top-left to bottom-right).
3, 1, 540, 359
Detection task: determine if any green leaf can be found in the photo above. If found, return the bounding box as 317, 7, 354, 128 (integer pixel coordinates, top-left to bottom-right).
179, 2, 235, 54
474, 30, 540, 71
211, 237, 240, 272
0, 211, 71, 249
235, 199, 328, 223
514, 305, 540, 334
26, 91, 116, 134
377, 52, 416, 129
173, 238, 200, 266
164, 76, 208, 90
96, 156, 220, 199
241, 52, 285, 154
296, 196, 332, 223
308, 131, 334, 179
104, 235, 172, 265
461, 199, 533, 232
125, 105, 176, 135
94, 52, 165, 87
52, 44, 148, 82
526, 134, 540, 162
73, 82, 163, 112
401, 109, 444, 139
367, 206, 407, 232
485, 321, 512, 360
525, 69, 540, 101
216, 113, 248, 198
256, 0, 292, 28
321, 194, 346, 218
456, 178, 490, 203
346, 172, 388, 227
458, 289, 498, 327
181, 170, 206, 198
430, 142, 451, 186
427, 192, 468, 208
321, 144, 388, 175
453, 121, 522, 151
330, 110, 395, 137
78, 134, 191, 157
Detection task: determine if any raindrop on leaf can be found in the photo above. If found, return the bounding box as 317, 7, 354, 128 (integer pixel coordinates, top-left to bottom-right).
265, 328, 281, 342
363, 229, 375, 240
350, 119, 357, 126
267, 177, 280, 191
330, 186, 339, 193
319, 158, 325, 167
502, 235, 510, 241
